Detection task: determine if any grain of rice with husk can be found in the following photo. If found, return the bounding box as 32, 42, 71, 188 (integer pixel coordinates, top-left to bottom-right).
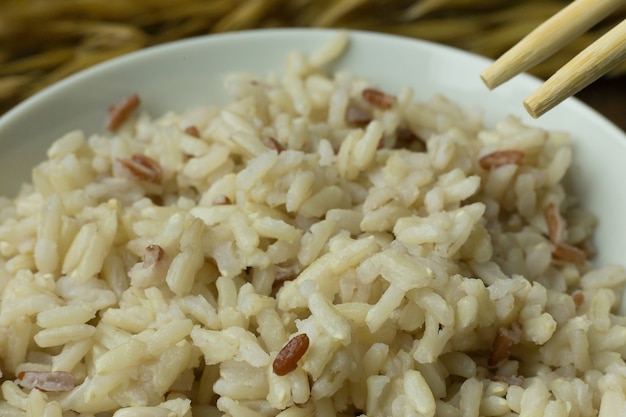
0, 33, 625, 417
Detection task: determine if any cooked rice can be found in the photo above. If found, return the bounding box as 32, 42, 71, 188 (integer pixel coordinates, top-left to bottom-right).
0, 33, 625, 417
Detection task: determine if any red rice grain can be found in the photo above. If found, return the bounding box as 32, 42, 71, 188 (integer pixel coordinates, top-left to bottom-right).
184, 125, 201, 138
115, 153, 162, 184
479, 150, 525, 170
488, 322, 522, 367
106, 94, 141, 131
544, 203, 564, 243
273, 333, 310, 376
212, 195, 232, 205
362, 88, 396, 109
552, 242, 586, 265
262, 136, 284, 153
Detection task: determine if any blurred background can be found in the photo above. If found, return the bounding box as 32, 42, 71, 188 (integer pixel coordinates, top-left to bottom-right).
1, 0, 624, 129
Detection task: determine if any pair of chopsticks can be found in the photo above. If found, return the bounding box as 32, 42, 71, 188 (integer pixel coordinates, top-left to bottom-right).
481, 0, 626, 118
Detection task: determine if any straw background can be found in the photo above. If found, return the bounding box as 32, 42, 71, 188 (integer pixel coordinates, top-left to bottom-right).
1, 0, 624, 127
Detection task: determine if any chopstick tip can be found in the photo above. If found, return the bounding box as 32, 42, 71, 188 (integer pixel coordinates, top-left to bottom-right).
523, 98, 540, 119
480, 71, 497, 90
480, 66, 507, 90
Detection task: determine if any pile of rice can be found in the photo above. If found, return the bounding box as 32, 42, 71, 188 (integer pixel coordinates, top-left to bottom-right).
0, 33, 625, 417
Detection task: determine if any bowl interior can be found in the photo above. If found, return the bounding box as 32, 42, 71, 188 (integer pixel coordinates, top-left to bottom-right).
1, 28, 625, 272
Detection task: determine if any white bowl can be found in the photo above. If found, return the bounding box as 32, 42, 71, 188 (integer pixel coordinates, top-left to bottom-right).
1, 28, 625, 270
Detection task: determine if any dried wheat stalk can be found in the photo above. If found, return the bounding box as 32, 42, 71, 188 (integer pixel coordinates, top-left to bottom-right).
1, 0, 624, 113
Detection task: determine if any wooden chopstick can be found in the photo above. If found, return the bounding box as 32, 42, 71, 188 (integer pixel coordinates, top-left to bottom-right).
481, 0, 625, 90
524, 19, 626, 118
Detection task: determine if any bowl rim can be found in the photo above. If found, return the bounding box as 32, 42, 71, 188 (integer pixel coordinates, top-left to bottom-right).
1, 28, 624, 140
